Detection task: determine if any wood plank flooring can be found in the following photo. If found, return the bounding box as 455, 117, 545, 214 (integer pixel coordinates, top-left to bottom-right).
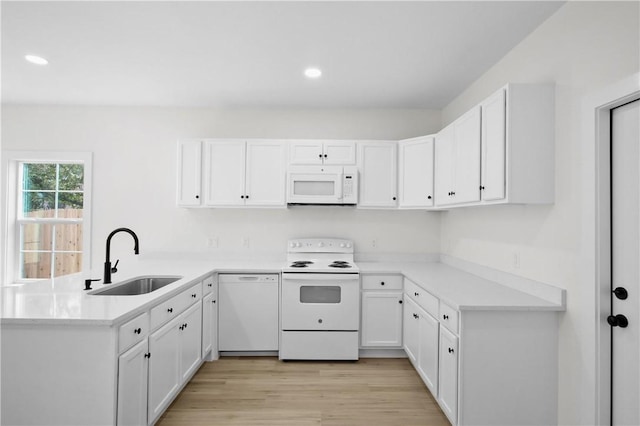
157, 357, 450, 426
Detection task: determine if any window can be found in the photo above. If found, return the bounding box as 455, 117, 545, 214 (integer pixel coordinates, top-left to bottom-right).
3, 152, 92, 282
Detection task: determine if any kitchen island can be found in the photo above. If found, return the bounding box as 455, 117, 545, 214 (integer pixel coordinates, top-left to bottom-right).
1, 257, 564, 426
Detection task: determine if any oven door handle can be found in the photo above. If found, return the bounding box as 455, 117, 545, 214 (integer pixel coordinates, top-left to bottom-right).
282, 273, 359, 281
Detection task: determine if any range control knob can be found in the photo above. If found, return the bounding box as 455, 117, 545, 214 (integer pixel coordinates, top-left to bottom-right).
340, 243, 346, 248
318, 242, 324, 248
346, 243, 352, 248
290, 242, 296, 248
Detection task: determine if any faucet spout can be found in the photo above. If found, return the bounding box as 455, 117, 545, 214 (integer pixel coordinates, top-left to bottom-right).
104, 227, 140, 284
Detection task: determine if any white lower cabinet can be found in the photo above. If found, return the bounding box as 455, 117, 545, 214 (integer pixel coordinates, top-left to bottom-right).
148, 302, 202, 425
361, 291, 403, 347
417, 308, 439, 396
438, 326, 459, 425
202, 290, 218, 360
402, 296, 420, 363
117, 340, 149, 426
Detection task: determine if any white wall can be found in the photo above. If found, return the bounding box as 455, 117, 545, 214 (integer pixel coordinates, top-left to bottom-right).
439, 2, 639, 425
1, 106, 442, 272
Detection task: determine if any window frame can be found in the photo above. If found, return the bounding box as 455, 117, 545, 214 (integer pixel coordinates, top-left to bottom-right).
2, 151, 92, 284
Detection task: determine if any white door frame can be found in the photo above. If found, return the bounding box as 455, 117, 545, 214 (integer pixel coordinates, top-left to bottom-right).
584, 73, 639, 425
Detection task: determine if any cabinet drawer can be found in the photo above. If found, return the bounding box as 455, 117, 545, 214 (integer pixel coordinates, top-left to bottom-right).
439, 302, 459, 334
404, 278, 438, 318
150, 282, 202, 331
202, 276, 215, 295
362, 274, 403, 290
118, 312, 149, 353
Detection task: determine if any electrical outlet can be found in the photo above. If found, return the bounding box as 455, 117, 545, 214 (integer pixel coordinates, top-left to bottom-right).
513, 252, 521, 269
206, 237, 218, 248
371, 239, 377, 248
241, 237, 249, 248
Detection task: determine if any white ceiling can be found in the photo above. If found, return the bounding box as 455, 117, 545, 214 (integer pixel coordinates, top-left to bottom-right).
1, 1, 564, 109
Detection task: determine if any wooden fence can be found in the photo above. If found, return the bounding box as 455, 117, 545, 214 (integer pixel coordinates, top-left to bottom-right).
22, 209, 83, 279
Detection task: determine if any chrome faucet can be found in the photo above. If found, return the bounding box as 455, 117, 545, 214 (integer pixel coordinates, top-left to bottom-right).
104, 227, 140, 284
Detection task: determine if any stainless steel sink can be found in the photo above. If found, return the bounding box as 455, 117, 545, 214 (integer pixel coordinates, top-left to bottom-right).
90, 275, 182, 296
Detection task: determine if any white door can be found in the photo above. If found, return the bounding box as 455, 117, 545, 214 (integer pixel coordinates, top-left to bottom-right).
180, 302, 203, 382
323, 141, 356, 165
402, 296, 420, 364
289, 141, 324, 165
454, 106, 482, 204
202, 293, 214, 358
117, 339, 148, 426
399, 137, 434, 208
203, 140, 246, 206
481, 89, 507, 201
438, 326, 459, 425
148, 317, 181, 424
361, 291, 403, 347
434, 125, 456, 206
611, 99, 640, 426
417, 307, 439, 396
245, 141, 286, 206
176, 140, 202, 206
358, 142, 397, 207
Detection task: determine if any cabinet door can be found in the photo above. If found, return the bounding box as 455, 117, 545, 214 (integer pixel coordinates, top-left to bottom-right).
358, 142, 397, 207
148, 317, 181, 424
438, 326, 459, 425
361, 291, 403, 347
402, 296, 420, 364
417, 308, 439, 396
434, 125, 456, 206
323, 141, 356, 165
180, 302, 203, 382
245, 141, 286, 206
117, 339, 148, 426
398, 137, 434, 208
453, 106, 482, 204
203, 140, 246, 206
481, 88, 507, 201
289, 141, 324, 165
176, 140, 202, 206
202, 293, 214, 358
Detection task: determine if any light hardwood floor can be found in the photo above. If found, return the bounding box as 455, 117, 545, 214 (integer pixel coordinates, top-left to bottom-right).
157, 357, 450, 426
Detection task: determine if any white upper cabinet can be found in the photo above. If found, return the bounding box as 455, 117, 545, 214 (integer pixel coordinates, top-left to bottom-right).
357, 141, 397, 208
398, 136, 434, 208
176, 139, 286, 208
289, 140, 356, 165
245, 141, 287, 206
480, 88, 507, 201
176, 140, 202, 206
435, 83, 554, 208
204, 140, 246, 206
435, 107, 481, 207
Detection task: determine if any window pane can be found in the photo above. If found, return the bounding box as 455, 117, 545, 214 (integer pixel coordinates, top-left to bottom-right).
21, 251, 52, 279
57, 192, 83, 215
23, 163, 56, 191
22, 192, 55, 217
21, 223, 53, 251
54, 252, 82, 277
58, 164, 84, 191
54, 224, 83, 251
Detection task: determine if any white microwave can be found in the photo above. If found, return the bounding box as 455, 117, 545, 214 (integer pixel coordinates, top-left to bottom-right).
286, 166, 358, 206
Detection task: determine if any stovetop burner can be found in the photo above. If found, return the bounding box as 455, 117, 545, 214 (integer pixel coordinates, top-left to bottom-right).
329, 262, 352, 268
290, 260, 314, 268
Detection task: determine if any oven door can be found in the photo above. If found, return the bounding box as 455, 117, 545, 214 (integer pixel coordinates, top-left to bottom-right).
281, 273, 359, 331
286, 170, 343, 204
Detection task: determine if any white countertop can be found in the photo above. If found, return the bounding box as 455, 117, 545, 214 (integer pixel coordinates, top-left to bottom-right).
358, 262, 564, 311
1, 258, 564, 327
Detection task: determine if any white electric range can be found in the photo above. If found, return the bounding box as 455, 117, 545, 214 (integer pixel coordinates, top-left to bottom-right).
280, 238, 360, 360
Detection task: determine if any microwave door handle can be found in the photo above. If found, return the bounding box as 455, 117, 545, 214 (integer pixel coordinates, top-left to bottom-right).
336, 173, 343, 200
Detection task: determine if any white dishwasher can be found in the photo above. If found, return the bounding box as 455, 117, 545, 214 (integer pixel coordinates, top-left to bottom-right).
218, 274, 279, 351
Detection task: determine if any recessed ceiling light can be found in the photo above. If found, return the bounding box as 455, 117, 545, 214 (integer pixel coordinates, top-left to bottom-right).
304, 68, 322, 79
25, 55, 48, 65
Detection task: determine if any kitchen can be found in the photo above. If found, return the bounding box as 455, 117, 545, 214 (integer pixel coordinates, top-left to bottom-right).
1, 1, 639, 426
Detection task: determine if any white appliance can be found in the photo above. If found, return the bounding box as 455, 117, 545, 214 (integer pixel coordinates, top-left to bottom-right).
280, 238, 360, 360
218, 274, 279, 352
286, 166, 358, 205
